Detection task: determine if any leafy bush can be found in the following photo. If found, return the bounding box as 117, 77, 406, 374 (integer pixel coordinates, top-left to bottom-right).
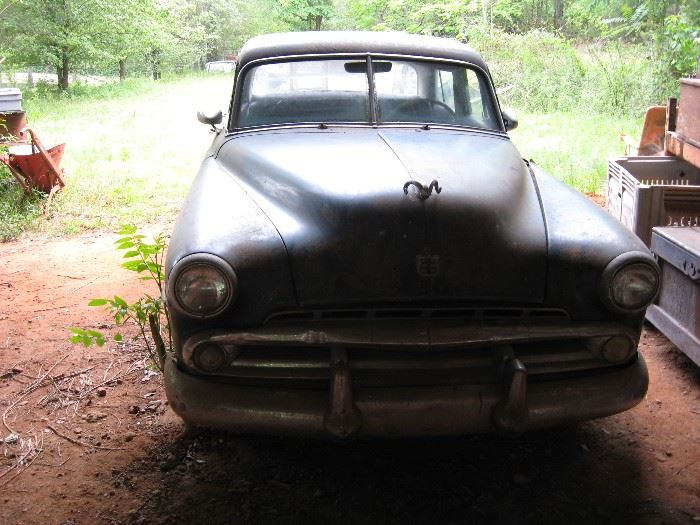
70, 225, 171, 370
561, 3, 608, 40
0, 168, 45, 241
652, 14, 700, 98
469, 28, 585, 113
578, 43, 659, 116
467, 28, 666, 117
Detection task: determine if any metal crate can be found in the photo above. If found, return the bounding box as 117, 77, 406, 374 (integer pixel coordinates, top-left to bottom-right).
647, 226, 700, 366
606, 156, 700, 246
0, 88, 22, 112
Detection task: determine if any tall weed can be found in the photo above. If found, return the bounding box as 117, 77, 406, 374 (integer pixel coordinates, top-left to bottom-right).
468, 28, 669, 117
470, 28, 585, 112
578, 43, 659, 116
0, 170, 44, 241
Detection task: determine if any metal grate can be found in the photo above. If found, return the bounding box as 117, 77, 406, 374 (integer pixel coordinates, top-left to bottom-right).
264, 307, 569, 325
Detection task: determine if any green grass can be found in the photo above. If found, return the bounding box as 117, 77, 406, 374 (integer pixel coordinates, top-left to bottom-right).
510, 111, 643, 193
1, 74, 233, 239
0, 180, 44, 241
1, 76, 644, 240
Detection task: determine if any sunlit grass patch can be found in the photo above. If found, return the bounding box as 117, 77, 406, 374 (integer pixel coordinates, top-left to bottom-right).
21, 74, 233, 237
510, 111, 643, 194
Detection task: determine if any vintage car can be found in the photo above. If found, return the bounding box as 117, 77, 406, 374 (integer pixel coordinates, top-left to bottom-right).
205, 60, 237, 73
163, 31, 658, 438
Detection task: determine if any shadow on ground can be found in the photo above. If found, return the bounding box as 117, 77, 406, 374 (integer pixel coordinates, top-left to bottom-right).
119, 421, 689, 525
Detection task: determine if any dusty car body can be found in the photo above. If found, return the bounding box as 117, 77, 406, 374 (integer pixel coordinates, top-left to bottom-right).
163, 31, 658, 438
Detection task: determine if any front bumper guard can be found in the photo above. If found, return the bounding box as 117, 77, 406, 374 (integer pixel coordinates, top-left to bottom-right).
164, 351, 648, 437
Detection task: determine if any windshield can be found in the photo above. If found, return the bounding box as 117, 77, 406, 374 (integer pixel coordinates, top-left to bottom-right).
236, 58, 500, 131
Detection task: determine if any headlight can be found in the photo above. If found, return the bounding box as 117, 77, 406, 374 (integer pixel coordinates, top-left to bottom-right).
611, 263, 659, 310
170, 254, 236, 317
601, 253, 659, 312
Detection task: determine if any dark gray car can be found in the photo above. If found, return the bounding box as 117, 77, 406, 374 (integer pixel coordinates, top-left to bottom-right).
163, 31, 658, 438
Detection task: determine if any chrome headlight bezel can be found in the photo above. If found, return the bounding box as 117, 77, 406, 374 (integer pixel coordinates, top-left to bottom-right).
600, 252, 660, 313
168, 253, 237, 319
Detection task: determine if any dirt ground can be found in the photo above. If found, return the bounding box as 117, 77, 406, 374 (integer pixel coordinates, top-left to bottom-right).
1, 230, 699, 525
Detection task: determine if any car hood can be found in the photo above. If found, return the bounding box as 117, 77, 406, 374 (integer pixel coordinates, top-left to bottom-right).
217, 128, 547, 306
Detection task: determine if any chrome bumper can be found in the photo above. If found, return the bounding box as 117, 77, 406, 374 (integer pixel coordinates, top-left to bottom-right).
164, 353, 648, 437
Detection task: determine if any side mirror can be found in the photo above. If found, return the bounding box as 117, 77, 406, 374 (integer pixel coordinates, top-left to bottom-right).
197, 108, 223, 127
501, 107, 518, 131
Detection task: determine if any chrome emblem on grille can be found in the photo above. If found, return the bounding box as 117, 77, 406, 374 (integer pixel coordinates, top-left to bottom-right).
403, 179, 442, 200
416, 249, 440, 278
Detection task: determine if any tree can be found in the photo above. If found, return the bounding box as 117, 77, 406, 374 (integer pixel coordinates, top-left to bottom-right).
2, 0, 167, 88
3, 0, 116, 89
99, 0, 157, 81
277, 0, 335, 31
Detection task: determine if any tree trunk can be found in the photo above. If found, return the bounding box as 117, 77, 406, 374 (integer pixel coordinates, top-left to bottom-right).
150, 50, 161, 81
314, 15, 323, 31
553, 0, 564, 29
119, 59, 126, 82
58, 50, 69, 91
206, 48, 218, 63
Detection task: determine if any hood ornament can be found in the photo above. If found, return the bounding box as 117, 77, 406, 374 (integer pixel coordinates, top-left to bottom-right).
403, 180, 442, 200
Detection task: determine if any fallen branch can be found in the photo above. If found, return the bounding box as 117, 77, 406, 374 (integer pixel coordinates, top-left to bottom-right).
0, 434, 44, 488
675, 460, 698, 476
47, 366, 96, 383
33, 456, 71, 468
77, 368, 136, 400
0, 447, 43, 488
2, 355, 68, 434
46, 424, 125, 451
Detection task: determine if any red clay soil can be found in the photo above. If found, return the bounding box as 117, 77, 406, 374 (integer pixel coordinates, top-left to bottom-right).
1, 229, 699, 525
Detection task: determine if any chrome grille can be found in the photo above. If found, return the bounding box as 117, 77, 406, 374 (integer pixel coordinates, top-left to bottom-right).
265, 307, 569, 324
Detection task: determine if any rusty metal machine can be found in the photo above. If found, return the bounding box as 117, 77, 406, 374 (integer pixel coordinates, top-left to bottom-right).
607, 58, 700, 367
0, 89, 66, 208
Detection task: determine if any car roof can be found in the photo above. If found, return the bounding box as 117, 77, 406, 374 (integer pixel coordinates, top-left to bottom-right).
237, 31, 488, 71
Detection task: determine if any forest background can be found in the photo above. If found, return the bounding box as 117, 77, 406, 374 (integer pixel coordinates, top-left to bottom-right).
2, 0, 699, 113
0, 0, 699, 239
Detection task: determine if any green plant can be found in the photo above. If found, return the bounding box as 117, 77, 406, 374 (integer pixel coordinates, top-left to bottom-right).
0, 176, 45, 241
652, 14, 700, 98
69, 225, 171, 370
579, 42, 658, 117
19, 74, 231, 237
469, 28, 586, 113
